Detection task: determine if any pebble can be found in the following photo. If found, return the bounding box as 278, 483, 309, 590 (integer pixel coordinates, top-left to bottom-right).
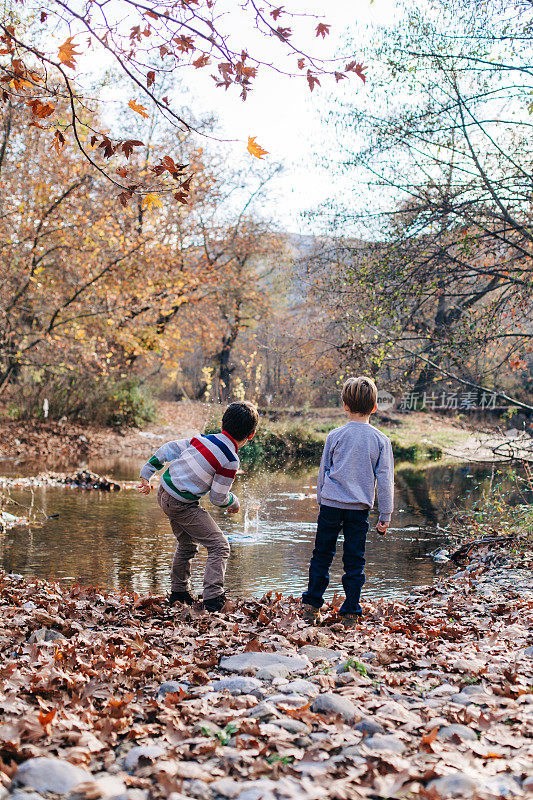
482, 775, 523, 796
157, 680, 187, 698
453, 689, 490, 705
192, 720, 222, 737
311, 692, 356, 722
437, 724, 477, 742
250, 701, 278, 720
522, 646, 533, 658
268, 693, 309, 708
298, 645, 342, 663
362, 734, 406, 754
212, 676, 262, 695
14, 758, 91, 794
271, 717, 310, 734
427, 774, 479, 797
91, 774, 128, 799
211, 778, 242, 798
28, 628, 65, 644
354, 717, 384, 736
278, 679, 319, 697
123, 744, 166, 771
185, 779, 213, 799
9, 793, 45, 800
427, 682, 459, 697
256, 664, 289, 681
219, 652, 310, 675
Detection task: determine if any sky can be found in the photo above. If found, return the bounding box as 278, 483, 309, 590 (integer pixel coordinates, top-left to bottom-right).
169, 0, 399, 233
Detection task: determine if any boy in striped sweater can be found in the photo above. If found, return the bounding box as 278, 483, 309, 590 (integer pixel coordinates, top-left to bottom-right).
137, 401, 259, 612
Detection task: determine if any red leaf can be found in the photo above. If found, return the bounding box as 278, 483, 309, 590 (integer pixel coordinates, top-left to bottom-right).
315, 23, 331, 38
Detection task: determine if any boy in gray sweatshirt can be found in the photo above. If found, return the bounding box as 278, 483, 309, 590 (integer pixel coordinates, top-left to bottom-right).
302, 376, 394, 627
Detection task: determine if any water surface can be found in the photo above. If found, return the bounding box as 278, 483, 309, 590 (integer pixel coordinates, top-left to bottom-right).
0, 459, 519, 600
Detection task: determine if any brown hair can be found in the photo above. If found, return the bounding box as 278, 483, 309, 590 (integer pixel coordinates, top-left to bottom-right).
341, 376, 377, 415
222, 401, 259, 441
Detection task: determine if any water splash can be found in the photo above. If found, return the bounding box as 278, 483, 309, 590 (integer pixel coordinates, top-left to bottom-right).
243, 501, 260, 537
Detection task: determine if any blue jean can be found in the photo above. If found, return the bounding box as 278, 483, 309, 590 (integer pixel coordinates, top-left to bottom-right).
302, 504, 369, 615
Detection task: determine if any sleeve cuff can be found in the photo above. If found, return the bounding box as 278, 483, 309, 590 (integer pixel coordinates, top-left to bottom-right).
379, 513, 391, 522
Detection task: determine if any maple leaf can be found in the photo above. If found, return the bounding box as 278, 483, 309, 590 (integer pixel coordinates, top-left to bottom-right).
276, 26, 292, 40
121, 139, 144, 159
271, 6, 284, 20
306, 70, 321, 91
58, 37, 81, 69
316, 23, 331, 38
38, 708, 56, 727
247, 136, 268, 159
146, 70, 155, 88
128, 99, 149, 118
335, 72, 346, 83
297, 58, 305, 70
345, 61, 367, 83
141, 192, 163, 211
193, 54, 210, 69
174, 176, 192, 204
50, 129, 65, 154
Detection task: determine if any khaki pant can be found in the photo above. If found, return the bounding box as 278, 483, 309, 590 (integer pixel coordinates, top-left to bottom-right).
157, 486, 230, 601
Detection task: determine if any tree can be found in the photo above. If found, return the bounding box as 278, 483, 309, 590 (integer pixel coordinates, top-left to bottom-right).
0, 1, 365, 205
317, 0, 533, 404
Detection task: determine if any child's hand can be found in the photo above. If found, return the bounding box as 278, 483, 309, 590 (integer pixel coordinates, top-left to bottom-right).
227, 498, 240, 514
137, 478, 153, 495
376, 520, 389, 536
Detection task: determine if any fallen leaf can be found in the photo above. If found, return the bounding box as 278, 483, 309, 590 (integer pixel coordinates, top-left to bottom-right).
247, 136, 268, 159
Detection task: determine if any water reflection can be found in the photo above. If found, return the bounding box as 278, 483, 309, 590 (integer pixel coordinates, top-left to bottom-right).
0, 460, 523, 600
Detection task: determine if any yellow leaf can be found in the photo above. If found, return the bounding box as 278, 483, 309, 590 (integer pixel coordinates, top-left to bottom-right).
247, 136, 268, 159
58, 37, 81, 69
128, 99, 150, 118
141, 192, 163, 211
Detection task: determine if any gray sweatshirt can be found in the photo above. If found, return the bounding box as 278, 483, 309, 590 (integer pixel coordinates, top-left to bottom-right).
317, 421, 394, 522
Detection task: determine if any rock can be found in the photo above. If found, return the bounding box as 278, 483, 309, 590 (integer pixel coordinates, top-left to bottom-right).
523, 645, 533, 658
363, 734, 406, 754
157, 680, 187, 698
268, 693, 309, 708
123, 744, 166, 771
271, 717, 310, 735
236, 789, 275, 800
360, 651, 376, 662
298, 645, 342, 663
9, 793, 45, 800
311, 692, 356, 722
192, 720, 222, 737
482, 775, 522, 796
427, 774, 478, 798
14, 758, 91, 794
437, 724, 477, 742
212, 676, 262, 695
256, 664, 289, 681
220, 652, 310, 675
92, 775, 128, 799
28, 628, 65, 644
211, 778, 242, 798
453, 689, 490, 705
250, 701, 278, 720
354, 717, 384, 736
185, 779, 212, 799
427, 682, 459, 697
523, 776, 533, 791
278, 679, 319, 697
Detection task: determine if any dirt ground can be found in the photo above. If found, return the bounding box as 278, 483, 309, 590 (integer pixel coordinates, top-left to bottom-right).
0, 402, 530, 470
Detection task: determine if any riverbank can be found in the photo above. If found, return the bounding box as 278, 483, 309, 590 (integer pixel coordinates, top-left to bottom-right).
0, 538, 530, 800
1, 401, 528, 470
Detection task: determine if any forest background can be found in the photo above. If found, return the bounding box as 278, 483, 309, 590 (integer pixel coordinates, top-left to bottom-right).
0, 0, 531, 428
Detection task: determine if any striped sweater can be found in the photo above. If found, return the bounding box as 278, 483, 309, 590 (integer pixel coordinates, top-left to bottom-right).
140, 431, 239, 508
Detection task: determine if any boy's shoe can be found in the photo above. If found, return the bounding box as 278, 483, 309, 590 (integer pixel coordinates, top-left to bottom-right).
340, 613, 362, 629
169, 590, 196, 606
301, 603, 322, 625
203, 593, 227, 613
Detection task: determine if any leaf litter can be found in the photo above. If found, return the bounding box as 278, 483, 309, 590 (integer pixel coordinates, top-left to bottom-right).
0, 554, 530, 800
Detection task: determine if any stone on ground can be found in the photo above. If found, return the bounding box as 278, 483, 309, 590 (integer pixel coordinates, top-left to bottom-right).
278, 679, 319, 697
28, 628, 65, 643
256, 664, 289, 681
219, 652, 310, 675
157, 680, 187, 698
362, 734, 406, 754
298, 645, 342, 663
212, 676, 262, 695
354, 717, 384, 736
427, 774, 479, 798
311, 692, 356, 722
437, 724, 477, 742
14, 758, 91, 794
123, 744, 166, 771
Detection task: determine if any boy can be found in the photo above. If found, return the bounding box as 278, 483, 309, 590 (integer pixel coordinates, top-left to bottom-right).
137, 401, 258, 612
302, 377, 394, 628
